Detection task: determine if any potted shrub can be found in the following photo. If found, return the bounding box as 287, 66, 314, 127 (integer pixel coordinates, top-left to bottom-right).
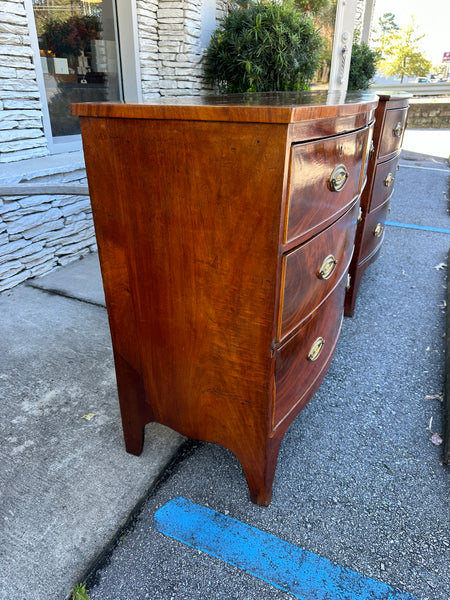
348, 41, 380, 90
204, 1, 323, 93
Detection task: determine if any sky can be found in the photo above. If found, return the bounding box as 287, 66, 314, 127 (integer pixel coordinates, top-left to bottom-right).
371, 0, 450, 66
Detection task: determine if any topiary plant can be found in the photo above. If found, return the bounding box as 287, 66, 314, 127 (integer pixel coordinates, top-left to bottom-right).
348, 41, 380, 90
204, 1, 323, 94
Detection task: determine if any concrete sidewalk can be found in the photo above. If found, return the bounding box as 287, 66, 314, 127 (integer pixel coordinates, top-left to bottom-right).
0, 254, 185, 600
0, 128, 449, 600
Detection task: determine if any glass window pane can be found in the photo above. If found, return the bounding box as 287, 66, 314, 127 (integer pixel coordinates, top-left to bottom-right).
33, 0, 122, 138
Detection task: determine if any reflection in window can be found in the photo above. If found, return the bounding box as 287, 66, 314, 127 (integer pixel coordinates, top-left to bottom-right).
33, 0, 122, 138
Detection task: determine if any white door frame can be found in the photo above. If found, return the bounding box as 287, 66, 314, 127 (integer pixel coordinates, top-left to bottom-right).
24, 0, 142, 154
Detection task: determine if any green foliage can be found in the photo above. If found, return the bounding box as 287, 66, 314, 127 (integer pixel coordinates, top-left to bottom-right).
292, 0, 330, 15
348, 42, 380, 90
380, 18, 432, 83
204, 1, 323, 93
376, 12, 399, 34
371, 12, 400, 59
71, 583, 90, 600
40, 15, 102, 59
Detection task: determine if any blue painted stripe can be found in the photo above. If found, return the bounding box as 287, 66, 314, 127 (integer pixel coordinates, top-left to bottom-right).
385, 220, 450, 234
154, 497, 421, 600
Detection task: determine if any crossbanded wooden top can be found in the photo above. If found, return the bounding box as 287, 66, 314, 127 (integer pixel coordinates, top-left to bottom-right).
72, 91, 379, 124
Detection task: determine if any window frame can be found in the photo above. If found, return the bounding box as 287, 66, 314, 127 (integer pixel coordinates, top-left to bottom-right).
24, 0, 142, 154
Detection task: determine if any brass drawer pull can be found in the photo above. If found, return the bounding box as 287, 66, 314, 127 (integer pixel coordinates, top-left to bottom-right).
393, 122, 403, 138
373, 223, 384, 237
329, 164, 349, 192
384, 173, 395, 187
308, 337, 325, 362
317, 254, 337, 280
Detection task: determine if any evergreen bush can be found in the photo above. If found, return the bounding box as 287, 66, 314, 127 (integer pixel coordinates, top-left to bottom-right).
348, 41, 380, 90
204, 1, 323, 94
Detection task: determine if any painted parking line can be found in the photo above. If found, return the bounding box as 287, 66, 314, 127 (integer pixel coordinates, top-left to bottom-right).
154, 497, 421, 600
399, 164, 449, 174
385, 220, 450, 235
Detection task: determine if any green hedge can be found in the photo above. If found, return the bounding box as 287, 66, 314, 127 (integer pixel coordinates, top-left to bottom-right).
204, 1, 323, 94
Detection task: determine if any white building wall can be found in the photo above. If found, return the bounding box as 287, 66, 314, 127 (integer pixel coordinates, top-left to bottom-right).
0, 0, 48, 163
137, 0, 226, 98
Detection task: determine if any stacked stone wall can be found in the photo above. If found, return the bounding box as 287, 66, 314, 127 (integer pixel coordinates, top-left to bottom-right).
138, 0, 231, 98
0, 0, 48, 163
0, 155, 95, 292
407, 99, 450, 129
137, 0, 160, 97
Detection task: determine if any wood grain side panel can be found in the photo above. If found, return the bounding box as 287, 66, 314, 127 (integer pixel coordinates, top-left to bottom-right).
285, 127, 369, 244
81, 116, 288, 449
279, 202, 358, 339
79, 117, 143, 373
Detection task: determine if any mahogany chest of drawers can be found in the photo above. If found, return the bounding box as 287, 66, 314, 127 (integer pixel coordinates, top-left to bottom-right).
73, 92, 377, 505
345, 93, 409, 316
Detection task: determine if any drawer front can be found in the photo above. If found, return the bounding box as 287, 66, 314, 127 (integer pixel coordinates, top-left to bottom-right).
378, 107, 408, 160
274, 280, 346, 429
369, 154, 400, 212
285, 127, 369, 244
279, 202, 358, 339
359, 200, 390, 265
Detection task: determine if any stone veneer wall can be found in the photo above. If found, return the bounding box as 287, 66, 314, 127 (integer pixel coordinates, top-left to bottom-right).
0, 0, 48, 163
406, 99, 450, 129
137, 0, 229, 98
0, 152, 96, 292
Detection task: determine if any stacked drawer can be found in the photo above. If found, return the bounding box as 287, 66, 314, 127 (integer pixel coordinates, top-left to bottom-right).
273, 126, 372, 429
345, 94, 409, 316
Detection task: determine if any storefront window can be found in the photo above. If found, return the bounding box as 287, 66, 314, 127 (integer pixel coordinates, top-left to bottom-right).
32, 0, 122, 138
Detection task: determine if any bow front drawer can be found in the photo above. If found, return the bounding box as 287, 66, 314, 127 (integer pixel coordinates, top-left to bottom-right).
359, 200, 390, 264
378, 107, 408, 160
285, 127, 369, 245
274, 280, 346, 430
279, 202, 358, 339
369, 154, 400, 212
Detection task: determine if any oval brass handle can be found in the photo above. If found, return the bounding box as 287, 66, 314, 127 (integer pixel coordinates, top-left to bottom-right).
369, 139, 375, 160
329, 164, 349, 192
384, 173, 395, 187
308, 337, 325, 362
373, 223, 384, 237
357, 206, 362, 224
317, 254, 337, 280
393, 122, 403, 138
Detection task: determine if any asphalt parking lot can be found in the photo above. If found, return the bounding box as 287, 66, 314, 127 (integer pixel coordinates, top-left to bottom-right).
84, 151, 450, 600
1, 132, 449, 600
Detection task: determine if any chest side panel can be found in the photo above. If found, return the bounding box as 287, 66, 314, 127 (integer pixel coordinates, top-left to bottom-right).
81, 116, 289, 443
